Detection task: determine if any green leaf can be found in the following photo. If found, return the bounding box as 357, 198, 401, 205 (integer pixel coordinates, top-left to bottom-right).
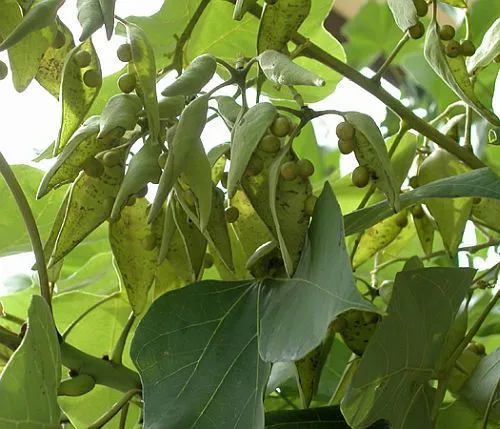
56, 39, 102, 154
258, 50, 325, 87
99, 0, 115, 39
0, 295, 61, 428
387, 0, 418, 31
436, 400, 498, 429
77, 0, 103, 41
149, 94, 209, 222
111, 141, 162, 220
346, 112, 400, 211
342, 267, 476, 429
259, 184, 377, 362
98, 93, 142, 139
158, 95, 185, 120
215, 96, 242, 125
467, 18, 500, 74
344, 168, 500, 236
0, 0, 61, 51
123, 20, 160, 145
131, 281, 270, 429
0, 0, 58, 92
161, 54, 217, 97
471, 198, 500, 233
413, 208, 435, 256
0, 165, 67, 257
109, 198, 158, 315
228, 102, 277, 198
460, 347, 500, 422
424, 22, 500, 126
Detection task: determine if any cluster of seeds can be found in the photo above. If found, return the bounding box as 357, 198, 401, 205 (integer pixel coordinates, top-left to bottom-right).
407, 0, 428, 40
116, 43, 137, 93
438, 25, 476, 58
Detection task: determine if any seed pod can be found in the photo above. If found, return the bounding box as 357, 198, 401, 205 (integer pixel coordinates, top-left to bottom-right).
246, 154, 264, 176
459, 40, 476, 57
142, 234, 157, 251
52, 30, 66, 49
157, 152, 168, 168
445, 40, 460, 58
126, 195, 137, 206
409, 176, 419, 188
413, 0, 428, 17
259, 135, 281, 153
411, 204, 425, 219
395, 212, 408, 228
280, 161, 299, 181
409, 21, 425, 39
0, 60, 8, 80
102, 151, 121, 168
338, 139, 354, 155
225, 206, 240, 223
330, 317, 347, 332
82, 157, 104, 177
271, 116, 291, 137
118, 73, 137, 94
58, 374, 96, 396
83, 69, 101, 87
352, 165, 370, 188
117, 43, 132, 62
297, 159, 314, 178
74, 50, 91, 68
336, 122, 355, 140
439, 24, 455, 41
304, 195, 317, 216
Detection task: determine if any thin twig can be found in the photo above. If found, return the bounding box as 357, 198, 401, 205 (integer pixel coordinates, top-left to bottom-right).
111, 312, 136, 365
482, 377, 500, 429
88, 389, 141, 429
1, 313, 24, 325
372, 33, 410, 82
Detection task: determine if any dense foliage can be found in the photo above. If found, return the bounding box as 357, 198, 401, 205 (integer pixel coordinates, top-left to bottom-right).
0, 0, 499, 428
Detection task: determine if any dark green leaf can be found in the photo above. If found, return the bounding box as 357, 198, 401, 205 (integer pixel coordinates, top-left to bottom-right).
99, 0, 115, 39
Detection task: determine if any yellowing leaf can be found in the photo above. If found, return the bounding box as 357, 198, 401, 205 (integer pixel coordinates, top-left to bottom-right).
56, 39, 102, 154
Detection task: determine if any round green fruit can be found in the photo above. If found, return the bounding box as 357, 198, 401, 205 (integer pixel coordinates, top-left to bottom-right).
445, 40, 460, 58
338, 139, 354, 155
409, 176, 419, 188
52, 30, 66, 49
304, 195, 317, 217
0, 60, 8, 80
74, 51, 92, 68
259, 135, 281, 153
270, 116, 291, 137
297, 159, 315, 178
117, 43, 132, 62
220, 172, 228, 189
83, 69, 101, 88
126, 196, 137, 206
102, 151, 121, 168
225, 206, 240, 223
352, 165, 370, 188
459, 40, 476, 57
395, 212, 408, 228
439, 24, 455, 41
413, 0, 428, 17
336, 121, 355, 140
118, 73, 136, 94
409, 21, 425, 40
280, 161, 299, 181
204, 253, 215, 269
246, 155, 264, 176
411, 205, 425, 219
83, 158, 104, 178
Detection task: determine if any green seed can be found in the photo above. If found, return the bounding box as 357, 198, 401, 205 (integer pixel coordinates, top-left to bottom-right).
297, 159, 315, 178
74, 51, 92, 68
352, 165, 370, 188
395, 212, 408, 228
304, 195, 317, 217
413, 0, 428, 17
83, 158, 104, 178
246, 155, 264, 176
459, 40, 476, 57
280, 161, 299, 181
0, 60, 8, 80
52, 30, 66, 49
411, 205, 425, 219
408, 21, 425, 40
259, 135, 281, 153
338, 139, 354, 155
439, 25, 455, 41
204, 253, 215, 269
157, 152, 168, 168
126, 195, 137, 206
225, 206, 240, 223
118, 73, 136, 94
270, 116, 291, 137
336, 121, 355, 140
83, 69, 101, 88
117, 43, 132, 62
409, 176, 419, 188
220, 172, 228, 189
330, 318, 347, 332
445, 40, 460, 58
102, 151, 121, 168
142, 234, 157, 251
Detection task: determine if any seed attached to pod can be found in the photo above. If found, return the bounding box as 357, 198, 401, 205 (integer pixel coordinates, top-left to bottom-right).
395, 212, 408, 228
259, 135, 281, 153
336, 121, 355, 140
304, 195, 317, 216
439, 24, 456, 41
117, 43, 132, 62
135, 185, 148, 198
297, 159, 315, 178
102, 151, 121, 168
413, 0, 428, 17
142, 234, 157, 251
126, 195, 137, 206
270, 116, 291, 137
157, 152, 168, 168
459, 40, 476, 57
52, 30, 66, 49
280, 161, 299, 181
83, 69, 101, 88
74, 51, 92, 68
362, 312, 380, 324
411, 205, 425, 219
409, 176, 419, 188
445, 40, 460, 58
246, 155, 264, 176
220, 172, 228, 189
467, 342, 486, 356
204, 253, 215, 269
408, 21, 425, 40
330, 317, 347, 332
352, 165, 370, 188
118, 73, 136, 94
0, 60, 8, 80
496, 54, 500, 63
83, 158, 104, 178
338, 139, 354, 155
225, 206, 240, 223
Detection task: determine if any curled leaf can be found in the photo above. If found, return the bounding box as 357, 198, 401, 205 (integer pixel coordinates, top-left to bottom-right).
467, 18, 500, 74
77, 0, 104, 41
99, 0, 116, 39
387, 0, 418, 32
98, 93, 142, 139
161, 54, 217, 97
258, 50, 325, 87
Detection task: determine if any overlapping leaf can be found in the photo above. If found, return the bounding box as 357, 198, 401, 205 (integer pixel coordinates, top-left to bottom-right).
387, 0, 418, 32
467, 18, 500, 74
98, 93, 142, 139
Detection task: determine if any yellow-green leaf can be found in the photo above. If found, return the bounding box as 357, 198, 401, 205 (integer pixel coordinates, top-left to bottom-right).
471, 198, 500, 233
154, 259, 184, 300
413, 207, 435, 257
98, 93, 142, 139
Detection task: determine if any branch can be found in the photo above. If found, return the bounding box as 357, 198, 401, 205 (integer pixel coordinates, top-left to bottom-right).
88, 389, 141, 429
0, 152, 52, 311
